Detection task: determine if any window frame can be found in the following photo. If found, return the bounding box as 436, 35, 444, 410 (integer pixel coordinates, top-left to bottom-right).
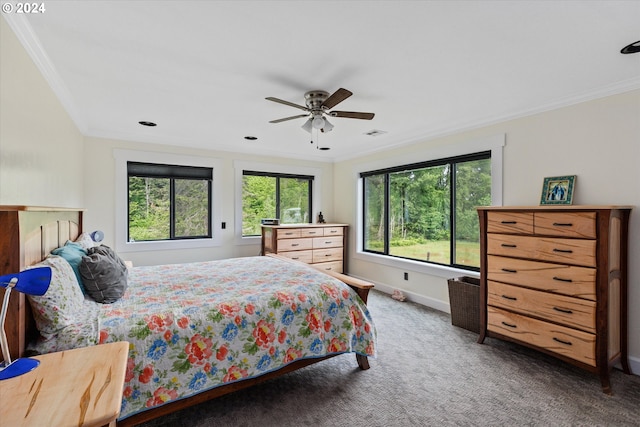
241, 170, 314, 237
115, 149, 223, 253
234, 160, 323, 245
354, 134, 504, 279
127, 161, 213, 241
360, 151, 491, 271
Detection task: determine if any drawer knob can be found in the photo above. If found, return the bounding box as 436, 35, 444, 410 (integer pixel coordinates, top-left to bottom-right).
553, 248, 573, 253
501, 321, 517, 328
325, 241, 332, 244
325, 254, 331, 257
552, 276, 573, 283
501, 221, 517, 224
501, 243, 517, 248
553, 306, 573, 314
292, 243, 299, 247
552, 222, 573, 227
501, 268, 518, 273
501, 295, 517, 301
553, 337, 573, 346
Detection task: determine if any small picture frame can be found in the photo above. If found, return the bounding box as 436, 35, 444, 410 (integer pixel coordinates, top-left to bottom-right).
540, 175, 576, 205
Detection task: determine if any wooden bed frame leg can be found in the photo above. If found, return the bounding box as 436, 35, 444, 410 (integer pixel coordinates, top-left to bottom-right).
356, 354, 370, 370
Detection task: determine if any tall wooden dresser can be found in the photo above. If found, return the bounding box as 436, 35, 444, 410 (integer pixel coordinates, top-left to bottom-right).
477, 206, 631, 394
261, 224, 347, 273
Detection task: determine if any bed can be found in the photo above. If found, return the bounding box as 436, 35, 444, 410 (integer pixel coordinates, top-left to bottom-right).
0, 206, 376, 426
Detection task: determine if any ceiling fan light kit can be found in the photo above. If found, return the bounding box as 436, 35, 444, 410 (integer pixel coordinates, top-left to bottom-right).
301, 117, 313, 133
266, 88, 375, 137
321, 118, 334, 133
312, 115, 325, 129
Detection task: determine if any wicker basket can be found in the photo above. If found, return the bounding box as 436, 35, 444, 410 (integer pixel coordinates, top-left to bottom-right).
447, 276, 480, 333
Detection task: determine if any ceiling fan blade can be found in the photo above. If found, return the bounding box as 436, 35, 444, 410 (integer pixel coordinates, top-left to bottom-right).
265, 97, 309, 112
269, 114, 309, 123
321, 88, 353, 109
329, 111, 375, 120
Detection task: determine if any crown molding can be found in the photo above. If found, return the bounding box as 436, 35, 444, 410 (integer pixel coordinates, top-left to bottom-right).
3, 14, 88, 133
333, 78, 640, 163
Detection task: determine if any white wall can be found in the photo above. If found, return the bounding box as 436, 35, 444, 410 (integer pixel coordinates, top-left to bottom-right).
333, 89, 640, 370
82, 136, 334, 267
0, 18, 84, 207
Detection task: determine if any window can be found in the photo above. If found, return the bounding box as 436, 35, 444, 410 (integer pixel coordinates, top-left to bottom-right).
127, 161, 212, 242
241, 171, 313, 236
361, 151, 491, 270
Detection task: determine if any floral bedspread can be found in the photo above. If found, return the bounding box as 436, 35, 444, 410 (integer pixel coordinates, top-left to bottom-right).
92, 256, 376, 420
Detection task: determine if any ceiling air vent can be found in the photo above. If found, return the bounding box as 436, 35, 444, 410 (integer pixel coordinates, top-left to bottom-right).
364, 129, 387, 137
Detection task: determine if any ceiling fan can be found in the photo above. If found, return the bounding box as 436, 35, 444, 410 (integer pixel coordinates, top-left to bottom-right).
266, 88, 374, 133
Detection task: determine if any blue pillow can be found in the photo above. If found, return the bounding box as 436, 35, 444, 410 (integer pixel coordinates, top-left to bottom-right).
51, 242, 88, 294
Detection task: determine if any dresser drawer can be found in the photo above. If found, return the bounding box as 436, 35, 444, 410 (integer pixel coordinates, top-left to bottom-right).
534, 212, 596, 238
312, 236, 343, 249
278, 237, 313, 251
487, 306, 595, 366
322, 226, 344, 236
487, 255, 596, 300
487, 212, 534, 234
313, 247, 343, 263
488, 281, 596, 333
300, 228, 323, 237
277, 250, 313, 263
312, 260, 343, 273
487, 234, 596, 267
277, 229, 302, 239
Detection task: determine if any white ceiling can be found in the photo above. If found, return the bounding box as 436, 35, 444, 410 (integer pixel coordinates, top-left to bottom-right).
5, 1, 640, 162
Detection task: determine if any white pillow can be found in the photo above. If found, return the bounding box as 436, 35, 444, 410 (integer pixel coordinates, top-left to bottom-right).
73, 232, 99, 250
26, 255, 85, 336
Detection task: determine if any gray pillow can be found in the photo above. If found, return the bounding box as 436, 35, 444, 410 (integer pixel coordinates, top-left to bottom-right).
79, 245, 128, 303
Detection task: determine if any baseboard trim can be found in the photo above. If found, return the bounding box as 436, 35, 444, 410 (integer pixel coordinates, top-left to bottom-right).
352, 276, 451, 314
626, 356, 640, 376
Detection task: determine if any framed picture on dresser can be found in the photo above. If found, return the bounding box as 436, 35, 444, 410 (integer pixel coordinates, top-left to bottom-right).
540, 175, 576, 205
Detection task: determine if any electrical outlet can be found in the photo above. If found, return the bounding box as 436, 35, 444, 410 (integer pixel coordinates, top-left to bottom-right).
403, 272, 409, 280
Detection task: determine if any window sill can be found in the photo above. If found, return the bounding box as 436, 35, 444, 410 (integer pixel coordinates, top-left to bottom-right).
237, 235, 261, 246
116, 238, 220, 253
353, 251, 479, 279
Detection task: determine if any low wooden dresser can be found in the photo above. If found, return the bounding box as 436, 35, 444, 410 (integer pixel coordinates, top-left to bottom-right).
261, 224, 347, 273
477, 206, 631, 394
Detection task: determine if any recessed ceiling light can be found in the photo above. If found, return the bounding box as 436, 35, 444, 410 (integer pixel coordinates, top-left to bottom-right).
621, 40, 640, 54
244, 136, 258, 141
138, 121, 157, 127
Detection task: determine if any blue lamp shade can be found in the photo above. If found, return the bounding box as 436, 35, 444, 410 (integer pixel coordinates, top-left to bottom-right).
0, 358, 41, 380
0, 266, 52, 380
1, 267, 51, 295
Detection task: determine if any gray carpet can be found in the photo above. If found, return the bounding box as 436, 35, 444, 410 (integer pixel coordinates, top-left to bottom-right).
139, 290, 640, 426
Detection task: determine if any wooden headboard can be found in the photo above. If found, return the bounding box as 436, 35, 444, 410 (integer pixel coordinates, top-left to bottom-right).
0, 206, 83, 360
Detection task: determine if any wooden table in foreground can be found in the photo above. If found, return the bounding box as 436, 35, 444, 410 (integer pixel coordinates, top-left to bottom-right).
0, 341, 129, 427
